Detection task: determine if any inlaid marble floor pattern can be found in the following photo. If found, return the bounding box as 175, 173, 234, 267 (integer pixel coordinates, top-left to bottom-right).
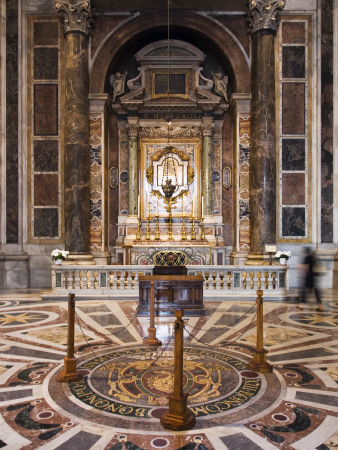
0, 290, 337, 449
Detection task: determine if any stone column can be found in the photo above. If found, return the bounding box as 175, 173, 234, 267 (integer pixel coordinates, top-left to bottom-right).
247, 0, 285, 263
127, 120, 139, 217
201, 119, 214, 217
54, 1, 94, 260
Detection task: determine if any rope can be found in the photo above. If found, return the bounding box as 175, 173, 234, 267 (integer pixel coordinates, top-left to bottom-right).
183, 308, 257, 350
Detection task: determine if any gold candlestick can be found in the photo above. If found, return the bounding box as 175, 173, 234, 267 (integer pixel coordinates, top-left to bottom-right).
154, 215, 161, 241
168, 208, 173, 241
190, 216, 196, 240
136, 217, 142, 241
200, 217, 206, 241
181, 215, 187, 241
145, 216, 151, 241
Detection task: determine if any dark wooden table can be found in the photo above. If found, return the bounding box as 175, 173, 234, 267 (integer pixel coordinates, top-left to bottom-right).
138, 275, 205, 316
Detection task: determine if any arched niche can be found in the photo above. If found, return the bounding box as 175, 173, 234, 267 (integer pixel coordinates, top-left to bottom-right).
89, 10, 250, 95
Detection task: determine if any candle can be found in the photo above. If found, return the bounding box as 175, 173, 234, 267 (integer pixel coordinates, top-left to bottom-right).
192, 200, 194, 217
202, 196, 204, 217
156, 197, 159, 216
138, 195, 140, 217
182, 196, 184, 214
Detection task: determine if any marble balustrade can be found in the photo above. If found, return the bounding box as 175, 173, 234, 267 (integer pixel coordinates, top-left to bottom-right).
49, 264, 288, 300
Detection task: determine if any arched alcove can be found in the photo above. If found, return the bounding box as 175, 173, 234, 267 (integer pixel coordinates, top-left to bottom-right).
89, 10, 250, 95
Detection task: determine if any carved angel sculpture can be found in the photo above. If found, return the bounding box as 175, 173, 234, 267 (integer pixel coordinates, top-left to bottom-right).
110, 70, 128, 103
212, 72, 229, 102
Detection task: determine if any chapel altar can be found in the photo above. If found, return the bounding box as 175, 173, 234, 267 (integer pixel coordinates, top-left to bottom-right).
108, 39, 229, 267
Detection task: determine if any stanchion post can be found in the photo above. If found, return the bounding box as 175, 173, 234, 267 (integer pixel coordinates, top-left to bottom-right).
160, 310, 196, 431
57, 292, 83, 383
144, 280, 162, 346
248, 290, 273, 373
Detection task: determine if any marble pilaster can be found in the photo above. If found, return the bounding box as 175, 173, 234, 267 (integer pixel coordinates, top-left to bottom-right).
127, 120, 139, 217
54, 1, 94, 260
247, 0, 285, 262
201, 119, 214, 217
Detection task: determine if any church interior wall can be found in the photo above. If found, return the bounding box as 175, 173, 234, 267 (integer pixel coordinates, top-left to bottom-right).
0, 1, 336, 291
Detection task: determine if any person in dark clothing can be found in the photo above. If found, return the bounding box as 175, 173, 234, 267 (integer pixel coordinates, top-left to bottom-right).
299, 247, 323, 311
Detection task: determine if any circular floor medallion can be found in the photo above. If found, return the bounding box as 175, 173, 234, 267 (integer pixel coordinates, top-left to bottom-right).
69, 346, 262, 420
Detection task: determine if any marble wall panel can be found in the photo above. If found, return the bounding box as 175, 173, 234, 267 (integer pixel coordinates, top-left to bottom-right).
320, 0, 334, 242
34, 174, 59, 206
282, 47, 305, 78
278, 18, 310, 241
6, 0, 19, 243
222, 113, 233, 246
89, 115, 103, 252
34, 84, 58, 135
282, 173, 305, 205
29, 18, 61, 241
33, 208, 59, 238
33, 48, 58, 80
282, 22, 305, 43
212, 124, 222, 215
282, 138, 305, 171
34, 140, 59, 172
282, 207, 306, 237
33, 21, 58, 45
108, 115, 119, 247
282, 83, 305, 134
238, 115, 250, 252
119, 127, 128, 215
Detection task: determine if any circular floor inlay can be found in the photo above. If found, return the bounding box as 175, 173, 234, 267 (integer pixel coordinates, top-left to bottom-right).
69, 346, 262, 419
151, 438, 169, 448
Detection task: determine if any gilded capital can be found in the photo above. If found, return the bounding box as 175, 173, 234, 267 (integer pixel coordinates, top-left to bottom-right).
54, 1, 94, 37
248, 0, 285, 33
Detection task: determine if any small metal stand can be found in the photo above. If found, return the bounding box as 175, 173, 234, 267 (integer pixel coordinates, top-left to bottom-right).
181, 215, 187, 241
136, 217, 142, 241
154, 215, 161, 241
160, 310, 195, 430
145, 216, 151, 241
144, 280, 162, 346
200, 218, 206, 241
57, 293, 83, 383
248, 290, 273, 373
190, 216, 196, 240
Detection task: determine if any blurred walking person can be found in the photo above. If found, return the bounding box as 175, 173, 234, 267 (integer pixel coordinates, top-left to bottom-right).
299, 247, 323, 312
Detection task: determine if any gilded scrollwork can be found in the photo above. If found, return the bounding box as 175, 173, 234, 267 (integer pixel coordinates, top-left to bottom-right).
187, 166, 194, 184
146, 166, 153, 184
54, 0, 94, 36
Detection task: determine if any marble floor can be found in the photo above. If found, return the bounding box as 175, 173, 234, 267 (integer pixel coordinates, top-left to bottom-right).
0, 289, 337, 449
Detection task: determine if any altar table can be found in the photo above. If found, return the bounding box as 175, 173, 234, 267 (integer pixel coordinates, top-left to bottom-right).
138, 275, 205, 316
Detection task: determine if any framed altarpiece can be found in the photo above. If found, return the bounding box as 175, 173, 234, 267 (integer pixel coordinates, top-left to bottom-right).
139, 139, 201, 219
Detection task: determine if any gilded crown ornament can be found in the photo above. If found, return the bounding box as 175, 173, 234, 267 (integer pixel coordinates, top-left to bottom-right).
248, 0, 285, 33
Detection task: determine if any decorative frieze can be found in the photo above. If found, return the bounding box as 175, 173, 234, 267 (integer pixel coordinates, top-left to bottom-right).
139, 126, 201, 138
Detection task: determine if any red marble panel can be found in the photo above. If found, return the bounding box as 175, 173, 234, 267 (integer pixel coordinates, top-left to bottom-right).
34, 85, 58, 136
34, 174, 59, 206
282, 22, 306, 44
282, 173, 305, 205
33, 21, 58, 46
282, 83, 305, 135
